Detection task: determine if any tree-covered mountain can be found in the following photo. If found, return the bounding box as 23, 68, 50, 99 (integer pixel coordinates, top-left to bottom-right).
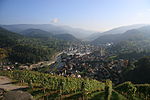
92, 25, 150, 44
0, 27, 67, 64
20, 28, 79, 41
54, 33, 79, 41
89, 24, 146, 41
21, 28, 53, 38
100, 24, 146, 35
0, 27, 23, 48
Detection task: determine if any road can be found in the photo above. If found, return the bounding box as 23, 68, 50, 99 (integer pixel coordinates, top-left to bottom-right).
29, 52, 63, 70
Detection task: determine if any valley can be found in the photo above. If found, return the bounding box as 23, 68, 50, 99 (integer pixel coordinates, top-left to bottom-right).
0, 24, 150, 100
1, 0, 150, 99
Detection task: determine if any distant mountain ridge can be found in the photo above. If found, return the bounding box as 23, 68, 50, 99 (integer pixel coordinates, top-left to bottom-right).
100, 24, 146, 35
21, 28, 53, 38
88, 24, 147, 41
0, 24, 94, 39
20, 28, 78, 41
1, 24, 148, 41
92, 25, 150, 44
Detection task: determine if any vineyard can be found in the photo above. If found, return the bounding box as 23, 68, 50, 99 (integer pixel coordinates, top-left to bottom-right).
115, 82, 150, 100
0, 70, 150, 100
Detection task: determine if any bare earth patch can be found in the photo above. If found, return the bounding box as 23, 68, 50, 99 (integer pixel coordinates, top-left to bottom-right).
0, 76, 28, 91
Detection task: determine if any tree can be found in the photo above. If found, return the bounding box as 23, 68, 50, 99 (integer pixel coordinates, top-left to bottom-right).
125, 56, 150, 83
0, 48, 7, 61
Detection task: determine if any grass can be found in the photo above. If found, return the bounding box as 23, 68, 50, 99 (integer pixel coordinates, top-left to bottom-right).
112, 90, 127, 100
86, 90, 127, 100
63, 92, 82, 100
88, 91, 105, 100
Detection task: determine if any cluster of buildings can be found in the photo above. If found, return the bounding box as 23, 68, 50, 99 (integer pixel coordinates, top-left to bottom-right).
63, 43, 101, 56
0, 43, 129, 84
0, 62, 15, 70
50, 50, 129, 84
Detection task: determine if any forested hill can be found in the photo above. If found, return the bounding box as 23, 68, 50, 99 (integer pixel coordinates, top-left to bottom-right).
92, 25, 150, 44
21, 28, 53, 38
0, 27, 67, 64
54, 33, 79, 41
21, 28, 79, 41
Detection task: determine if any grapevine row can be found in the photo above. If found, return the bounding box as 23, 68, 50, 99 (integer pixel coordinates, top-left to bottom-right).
0, 70, 105, 93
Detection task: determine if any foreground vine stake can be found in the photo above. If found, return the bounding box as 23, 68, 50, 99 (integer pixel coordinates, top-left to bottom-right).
105, 80, 112, 100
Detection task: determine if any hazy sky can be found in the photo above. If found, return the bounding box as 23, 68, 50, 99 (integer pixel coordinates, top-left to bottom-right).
0, 0, 150, 31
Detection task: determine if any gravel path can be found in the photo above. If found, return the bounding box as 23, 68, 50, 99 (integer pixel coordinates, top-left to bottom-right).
0, 76, 28, 91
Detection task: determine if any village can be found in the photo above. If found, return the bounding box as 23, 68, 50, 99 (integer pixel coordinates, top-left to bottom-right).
0, 43, 129, 84
44, 44, 129, 84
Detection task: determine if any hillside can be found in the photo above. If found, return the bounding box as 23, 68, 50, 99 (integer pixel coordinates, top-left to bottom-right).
92, 25, 150, 44
0, 27, 23, 48
101, 26, 150, 61
21, 28, 53, 38
124, 56, 150, 84
0, 70, 149, 100
0, 27, 67, 64
54, 33, 79, 41
89, 24, 147, 41
21, 28, 79, 41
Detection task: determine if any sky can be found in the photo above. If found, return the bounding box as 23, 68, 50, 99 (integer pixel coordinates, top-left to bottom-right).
0, 0, 150, 31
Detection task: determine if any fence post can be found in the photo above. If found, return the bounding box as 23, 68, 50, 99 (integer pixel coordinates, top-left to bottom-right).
81, 82, 86, 100
59, 80, 64, 100
28, 80, 33, 89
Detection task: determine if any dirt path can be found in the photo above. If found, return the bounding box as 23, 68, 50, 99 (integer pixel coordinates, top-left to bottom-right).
0, 76, 28, 91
